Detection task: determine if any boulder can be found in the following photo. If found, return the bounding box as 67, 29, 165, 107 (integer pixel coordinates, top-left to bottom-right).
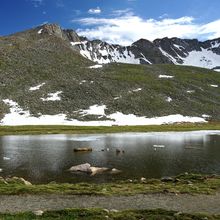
69, 163, 91, 173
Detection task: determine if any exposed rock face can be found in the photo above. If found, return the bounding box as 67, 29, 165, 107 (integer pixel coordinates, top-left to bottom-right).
132, 39, 172, 64
63, 29, 81, 42
153, 37, 220, 68
41, 24, 64, 38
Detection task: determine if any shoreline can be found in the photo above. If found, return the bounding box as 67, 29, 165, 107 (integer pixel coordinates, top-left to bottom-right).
0, 123, 220, 136
0, 173, 219, 196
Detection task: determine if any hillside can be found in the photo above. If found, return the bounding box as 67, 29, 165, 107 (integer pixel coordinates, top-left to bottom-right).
0, 24, 219, 125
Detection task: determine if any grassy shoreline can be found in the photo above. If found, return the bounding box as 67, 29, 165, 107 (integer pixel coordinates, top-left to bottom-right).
0, 174, 220, 196
0, 123, 220, 136
1, 208, 219, 220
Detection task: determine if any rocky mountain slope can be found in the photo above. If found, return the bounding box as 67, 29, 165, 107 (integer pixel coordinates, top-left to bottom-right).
0, 23, 219, 125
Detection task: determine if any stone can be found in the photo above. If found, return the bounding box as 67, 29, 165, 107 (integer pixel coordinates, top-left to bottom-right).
110, 168, 121, 174
90, 167, 109, 176
116, 149, 121, 154
141, 177, 146, 183
161, 177, 174, 182
11, 177, 32, 186
69, 163, 91, 173
33, 210, 44, 216
73, 148, 92, 152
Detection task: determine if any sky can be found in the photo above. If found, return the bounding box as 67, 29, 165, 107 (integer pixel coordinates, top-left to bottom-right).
0, 0, 220, 45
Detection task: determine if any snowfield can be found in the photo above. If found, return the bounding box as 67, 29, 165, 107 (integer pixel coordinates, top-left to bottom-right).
183, 48, 220, 69
1, 101, 207, 126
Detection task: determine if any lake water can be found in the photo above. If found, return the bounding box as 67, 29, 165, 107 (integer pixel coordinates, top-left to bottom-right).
0, 131, 220, 183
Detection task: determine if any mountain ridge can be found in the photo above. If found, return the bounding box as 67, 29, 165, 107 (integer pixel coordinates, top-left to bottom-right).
5, 23, 220, 70
0, 23, 219, 125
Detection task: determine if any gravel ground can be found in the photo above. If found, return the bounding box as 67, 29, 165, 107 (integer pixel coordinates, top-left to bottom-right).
0, 193, 219, 214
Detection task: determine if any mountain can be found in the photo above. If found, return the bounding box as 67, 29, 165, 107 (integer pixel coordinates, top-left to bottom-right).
0, 23, 219, 125
65, 26, 220, 70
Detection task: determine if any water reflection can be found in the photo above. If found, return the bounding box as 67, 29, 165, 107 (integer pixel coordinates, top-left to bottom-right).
0, 131, 219, 183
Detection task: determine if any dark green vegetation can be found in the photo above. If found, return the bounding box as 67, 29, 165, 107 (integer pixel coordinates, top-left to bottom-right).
1, 208, 220, 220
0, 174, 220, 195
0, 25, 220, 122
0, 123, 220, 135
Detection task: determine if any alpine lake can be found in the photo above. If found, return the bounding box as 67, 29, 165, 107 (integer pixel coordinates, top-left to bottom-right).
0, 131, 220, 184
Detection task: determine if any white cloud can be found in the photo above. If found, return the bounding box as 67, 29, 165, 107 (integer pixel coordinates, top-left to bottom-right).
88, 7, 101, 15
111, 8, 133, 16
73, 13, 220, 46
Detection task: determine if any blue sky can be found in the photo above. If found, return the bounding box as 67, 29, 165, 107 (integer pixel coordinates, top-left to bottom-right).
1, 0, 220, 45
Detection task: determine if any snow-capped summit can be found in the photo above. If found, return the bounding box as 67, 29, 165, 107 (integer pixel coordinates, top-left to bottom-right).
69, 35, 220, 70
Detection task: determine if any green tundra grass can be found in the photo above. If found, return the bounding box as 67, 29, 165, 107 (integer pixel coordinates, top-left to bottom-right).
0, 173, 220, 195
0, 208, 219, 220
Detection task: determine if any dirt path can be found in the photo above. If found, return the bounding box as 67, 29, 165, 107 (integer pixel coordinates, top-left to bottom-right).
0, 193, 220, 214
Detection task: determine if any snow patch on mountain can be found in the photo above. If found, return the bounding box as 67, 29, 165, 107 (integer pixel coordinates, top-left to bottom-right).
159, 75, 174, 79
166, 97, 172, 102
29, 83, 45, 91
79, 105, 106, 116
1, 101, 207, 126
210, 84, 219, 88
182, 48, 220, 69
41, 91, 62, 101
69, 33, 220, 69
89, 64, 103, 69
71, 41, 152, 65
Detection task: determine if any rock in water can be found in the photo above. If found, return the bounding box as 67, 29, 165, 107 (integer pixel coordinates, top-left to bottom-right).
110, 168, 121, 174
69, 163, 91, 173
90, 167, 109, 176
73, 148, 92, 152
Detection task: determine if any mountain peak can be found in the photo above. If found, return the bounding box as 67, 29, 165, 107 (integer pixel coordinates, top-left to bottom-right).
39, 23, 63, 38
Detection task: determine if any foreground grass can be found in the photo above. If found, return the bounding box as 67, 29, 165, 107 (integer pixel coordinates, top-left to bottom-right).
1, 208, 220, 220
0, 123, 220, 136
1, 174, 220, 196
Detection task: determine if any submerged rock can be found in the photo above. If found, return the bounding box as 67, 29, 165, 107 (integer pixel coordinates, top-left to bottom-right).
153, 145, 165, 148
73, 148, 92, 152
110, 168, 121, 174
3, 157, 10, 160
